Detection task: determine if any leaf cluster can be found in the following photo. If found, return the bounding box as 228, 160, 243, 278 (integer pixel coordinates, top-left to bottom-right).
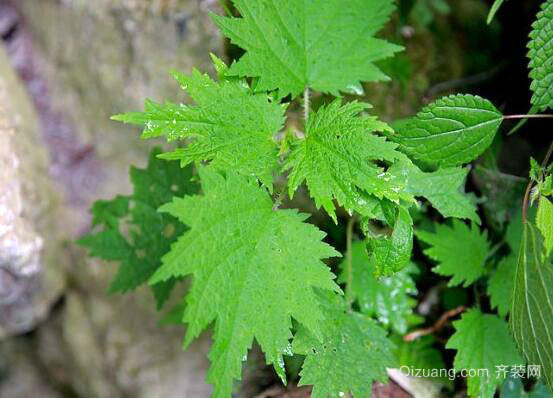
79, 0, 553, 397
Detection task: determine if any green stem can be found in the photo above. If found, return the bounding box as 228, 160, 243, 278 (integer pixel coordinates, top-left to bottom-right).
503, 114, 553, 120
272, 186, 286, 211
345, 217, 355, 312
473, 284, 481, 310
522, 181, 534, 225
485, 241, 504, 261
507, 105, 538, 136
542, 139, 553, 168
303, 87, 310, 123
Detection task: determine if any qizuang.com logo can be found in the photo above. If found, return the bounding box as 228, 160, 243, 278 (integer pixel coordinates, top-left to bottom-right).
399, 366, 488, 381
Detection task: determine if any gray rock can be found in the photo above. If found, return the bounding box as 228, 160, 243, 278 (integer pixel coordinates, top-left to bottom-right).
16, 0, 222, 209
0, 43, 66, 338
37, 291, 213, 398
1, 0, 222, 396
0, 339, 62, 398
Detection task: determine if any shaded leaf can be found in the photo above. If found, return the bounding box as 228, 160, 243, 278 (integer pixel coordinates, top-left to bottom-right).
510, 221, 553, 387
472, 165, 526, 230
506, 210, 525, 252
447, 309, 523, 398
78, 148, 198, 308
338, 242, 417, 333
417, 220, 490, 287
368, 205, 414, 277
487, 255, 517, 317
293, 293, 394, 398
393, 336, 447, 380
501, 374, 553, 397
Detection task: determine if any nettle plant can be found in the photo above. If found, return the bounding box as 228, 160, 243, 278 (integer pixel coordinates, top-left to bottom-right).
80, 1, 553, 397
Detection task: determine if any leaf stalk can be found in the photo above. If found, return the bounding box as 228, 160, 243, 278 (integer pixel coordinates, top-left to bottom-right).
303, 87, 310, 123
345, 216, 355, 312
503, 114, 553, 120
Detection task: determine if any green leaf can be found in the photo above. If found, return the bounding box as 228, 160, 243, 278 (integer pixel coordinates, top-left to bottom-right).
284, 99, 411, 221
90, 195, 130, 228
212, 0, 403, 99
506, 210, 525, 252
501, 374, 553, 398
528, 0, 553, 111
78, 229, 131, 262
473, 165, 526, 230
511, 222, 553, 387
416, 220, 490, 287
411, 0, 451, 27
531, 157, 543, 182
487, 0, 506, 24
293, 294, 394, 398
149, 167, 340, 398
112, 66, 285, 188
537, 196, 553, 257
368, 205, 414, 277
393, 336, 446, 379
447, 309, 523, 398
338, 242, 417, 333
78, 148, 199, 308
533, 383, 553, 398
542, 176, 553, 197
390, 159, 479, 223
388, 94, 503, 168
487, 255, 517, 317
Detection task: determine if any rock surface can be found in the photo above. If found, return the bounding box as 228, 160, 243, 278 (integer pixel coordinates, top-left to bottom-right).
1, 0, 221, 397
0, 43, 66, 338
14, 0, 222, 215
0, 338, 62, 398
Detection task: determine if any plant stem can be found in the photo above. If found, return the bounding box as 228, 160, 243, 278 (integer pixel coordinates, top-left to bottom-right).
272, 189, 285, 211
403, 306, 466, 342
303, 87, 310, 123
345, 216, 355, 312
485, 241, 504, 261
507, 105, 539, 135
503, 114, 553, 120
522, 180, 534, 225
542, 139, 553, 168
473, 284, 481, 309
